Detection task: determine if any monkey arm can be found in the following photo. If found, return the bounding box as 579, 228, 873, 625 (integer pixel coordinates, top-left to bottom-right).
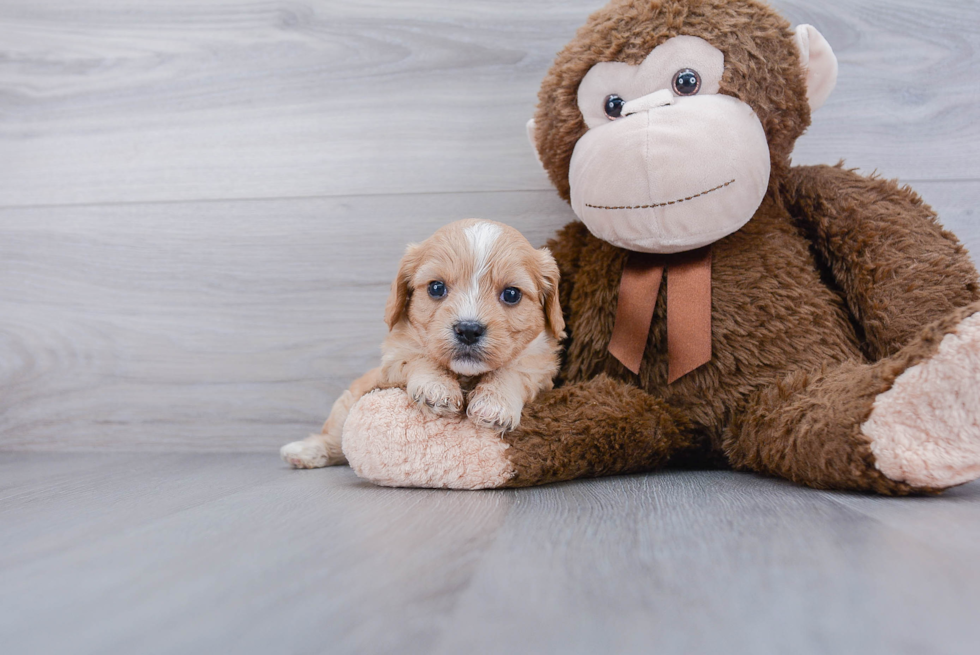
783, 163, 979, 360
499, 374, 694, 487
342, 375, 694, 489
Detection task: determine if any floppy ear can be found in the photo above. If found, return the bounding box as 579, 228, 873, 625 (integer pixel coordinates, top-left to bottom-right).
384, 244, 421, 330
537, 247, 566, 340
793, 24, 838, 112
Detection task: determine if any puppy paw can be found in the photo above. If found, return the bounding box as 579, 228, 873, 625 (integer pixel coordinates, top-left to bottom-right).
467, 388, 522, 432
281, 436, 345, 469
409, 377, 464, 417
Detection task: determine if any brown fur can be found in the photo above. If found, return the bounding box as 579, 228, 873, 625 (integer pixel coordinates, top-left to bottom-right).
504, 169, 979, 493
533, 0, 810, 201
504, 0, 980, 494
502, 374, 696, 487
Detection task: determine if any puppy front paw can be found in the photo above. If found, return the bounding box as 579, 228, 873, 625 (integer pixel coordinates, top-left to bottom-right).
408, 377, 464, 417
467, 387, 523, 432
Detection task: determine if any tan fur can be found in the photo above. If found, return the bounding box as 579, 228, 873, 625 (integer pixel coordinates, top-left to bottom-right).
281, 219, 564, 468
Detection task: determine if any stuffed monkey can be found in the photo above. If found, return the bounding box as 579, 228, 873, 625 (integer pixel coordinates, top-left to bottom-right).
340, 0, 980, 494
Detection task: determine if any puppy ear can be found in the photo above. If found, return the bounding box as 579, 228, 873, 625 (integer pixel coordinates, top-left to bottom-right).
384, 244, 421, 330
537, 247, 565, 340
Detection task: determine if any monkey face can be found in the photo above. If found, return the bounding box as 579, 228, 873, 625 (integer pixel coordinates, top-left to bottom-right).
568, 36, 770, 254
529, 1, 838, 254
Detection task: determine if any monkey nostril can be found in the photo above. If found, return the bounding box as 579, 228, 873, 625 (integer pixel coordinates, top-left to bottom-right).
454, 321, 486, 345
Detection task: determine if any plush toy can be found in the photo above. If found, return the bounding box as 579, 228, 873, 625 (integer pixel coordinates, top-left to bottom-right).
340, 0, 980, 494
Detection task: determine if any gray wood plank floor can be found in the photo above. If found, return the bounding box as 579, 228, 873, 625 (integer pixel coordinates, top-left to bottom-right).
2, 453, 980, 655
2, 3, 979, 653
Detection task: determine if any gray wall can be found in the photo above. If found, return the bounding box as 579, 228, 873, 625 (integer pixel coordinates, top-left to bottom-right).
1, 0, 978, 451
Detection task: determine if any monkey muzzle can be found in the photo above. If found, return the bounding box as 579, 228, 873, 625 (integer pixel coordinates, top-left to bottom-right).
568, 92, 771, 254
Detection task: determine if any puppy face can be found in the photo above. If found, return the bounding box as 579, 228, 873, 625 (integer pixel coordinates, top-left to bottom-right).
385, 219, 564, 376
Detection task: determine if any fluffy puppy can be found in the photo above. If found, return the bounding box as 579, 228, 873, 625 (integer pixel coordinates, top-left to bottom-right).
281, 219, 565, 469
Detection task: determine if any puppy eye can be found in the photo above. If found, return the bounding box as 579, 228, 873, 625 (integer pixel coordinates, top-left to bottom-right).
604, 94, 625, 120
500, 287, 522, 305
672, 69, 701, 96
427, 281, 447, 299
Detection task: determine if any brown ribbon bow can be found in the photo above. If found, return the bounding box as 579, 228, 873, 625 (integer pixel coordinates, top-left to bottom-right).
607, 246, 712, 382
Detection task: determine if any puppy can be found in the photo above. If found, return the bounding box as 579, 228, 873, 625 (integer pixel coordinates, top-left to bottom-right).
281, 219, 565, 469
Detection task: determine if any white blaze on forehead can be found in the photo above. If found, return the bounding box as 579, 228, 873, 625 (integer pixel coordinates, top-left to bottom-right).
459, 222, 502, 319
465, 222, 502, 275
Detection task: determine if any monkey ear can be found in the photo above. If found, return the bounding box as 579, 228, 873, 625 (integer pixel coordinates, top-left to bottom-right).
793, 24, 838, 112
537, 247, 566, 341
384, 244, 421, 330
526, 118, 544, 167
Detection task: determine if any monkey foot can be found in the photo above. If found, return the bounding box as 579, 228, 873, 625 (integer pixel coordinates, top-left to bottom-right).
342, 389, 516, 489
864, 311, 980, 489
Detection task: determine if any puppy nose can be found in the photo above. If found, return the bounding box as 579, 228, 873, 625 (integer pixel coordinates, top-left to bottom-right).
454, 321, 486, 346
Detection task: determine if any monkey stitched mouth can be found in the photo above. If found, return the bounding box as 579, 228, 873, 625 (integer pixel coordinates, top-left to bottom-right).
585, 178, 735, 210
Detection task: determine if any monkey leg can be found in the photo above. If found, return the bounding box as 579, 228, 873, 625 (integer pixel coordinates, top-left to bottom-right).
726, 302, 980, 494
342, 375, 694, 490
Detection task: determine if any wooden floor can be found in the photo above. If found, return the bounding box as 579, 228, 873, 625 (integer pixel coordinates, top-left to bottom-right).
2, 1, 979, 653
3, 453, 980, 655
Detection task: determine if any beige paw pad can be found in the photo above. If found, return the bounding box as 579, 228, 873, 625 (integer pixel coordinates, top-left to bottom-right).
864, 312, 980, 488
342, 389, 515, 489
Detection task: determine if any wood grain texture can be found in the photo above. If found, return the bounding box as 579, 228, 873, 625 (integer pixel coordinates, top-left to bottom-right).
2, 454, 980, 655
0, 191, 575, 451
2, 5, 978, 651
0, 0, 978, 452
1, 182, 976, 452
0, 0, 977, 208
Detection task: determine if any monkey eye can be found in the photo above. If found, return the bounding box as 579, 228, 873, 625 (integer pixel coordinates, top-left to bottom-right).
500, 287, 522, 305
672, 68, 701, 96
604, 94, 626, 120
427, 281, 447, 299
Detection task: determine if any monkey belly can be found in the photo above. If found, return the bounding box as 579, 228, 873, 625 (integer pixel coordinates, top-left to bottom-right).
559, 200, 865, 450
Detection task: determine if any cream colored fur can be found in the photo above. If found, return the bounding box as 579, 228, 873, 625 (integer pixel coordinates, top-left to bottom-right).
343, 389, 516, 490
280, 367, 384, 468
467, 331, 557, 431
864, 312, 980, 488
281, 219, 562, 469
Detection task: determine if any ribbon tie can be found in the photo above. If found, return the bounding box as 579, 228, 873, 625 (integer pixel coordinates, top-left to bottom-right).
607, 247, 712, 382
